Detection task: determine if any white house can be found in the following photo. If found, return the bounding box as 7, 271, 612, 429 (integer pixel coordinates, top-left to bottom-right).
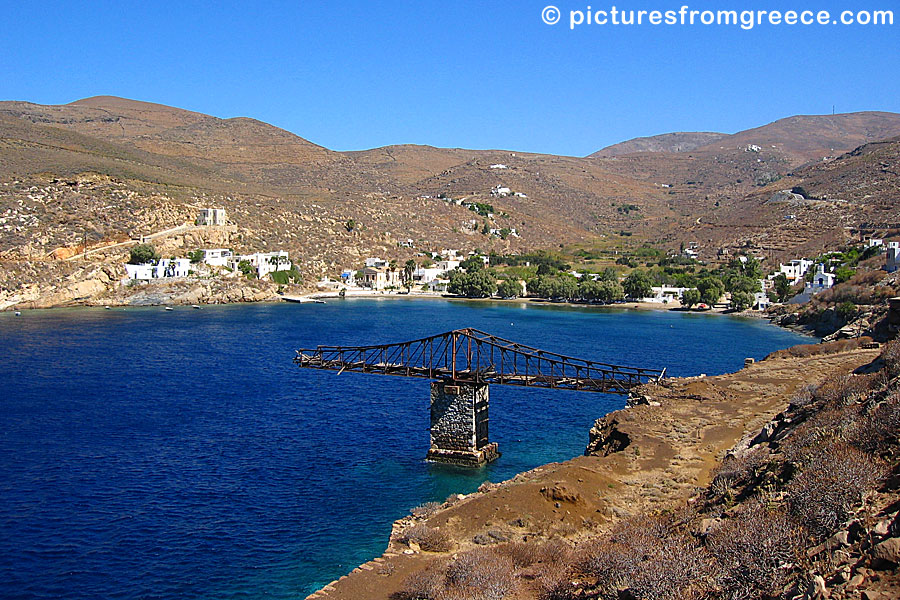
201, 248, 233, 267
437, 259, 461, 272
886, 242, 900, 273
413, 266, 446, 284
231, 251, 290, 279
754, 292, 771, 310
125, 258, 192, 280
805, 264, 836, 293
427, 278, 450, 293
777, 259, 814, 283
491, 186, 511, 197
340, 269, 358, 287
196, 208, 227, 226
490, 164, 508, 170
867, 238, 884, 249
645, 286, 689, 303
365, 257, 389, 269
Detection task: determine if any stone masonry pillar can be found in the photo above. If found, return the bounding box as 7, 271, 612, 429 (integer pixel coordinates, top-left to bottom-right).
426, 381, 500, 466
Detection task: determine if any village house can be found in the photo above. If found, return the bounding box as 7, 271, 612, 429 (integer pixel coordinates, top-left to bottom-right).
360, 267, 400, 291
886, 242, 900, 273
776, 259, 814, 283
646, 286, 689, 304
196, 208, 227, 226
201, 248, 233, 267
365, 257, 389, 269
491, 185, 511, 197
229, 251, 290, 279
412, 266, 446, 285
754, 292, 772, 310
125, 258, 192, 280
340, 269, 357, 287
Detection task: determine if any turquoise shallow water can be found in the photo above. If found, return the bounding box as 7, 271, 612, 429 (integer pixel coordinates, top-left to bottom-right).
0, 299, 809, 598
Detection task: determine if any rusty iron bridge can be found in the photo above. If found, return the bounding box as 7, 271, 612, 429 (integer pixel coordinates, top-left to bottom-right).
295, 328, 666, 466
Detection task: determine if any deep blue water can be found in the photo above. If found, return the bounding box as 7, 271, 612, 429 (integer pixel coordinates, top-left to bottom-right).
0, 299, 808, 599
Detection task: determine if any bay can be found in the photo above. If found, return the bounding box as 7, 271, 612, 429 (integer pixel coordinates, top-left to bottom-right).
0, 299, 809, 598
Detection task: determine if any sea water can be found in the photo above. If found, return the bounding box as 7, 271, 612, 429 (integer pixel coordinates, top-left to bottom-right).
0, 299, 809, 598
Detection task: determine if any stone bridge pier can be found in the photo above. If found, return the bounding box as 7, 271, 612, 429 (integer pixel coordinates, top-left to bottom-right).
426, 380, 500, 467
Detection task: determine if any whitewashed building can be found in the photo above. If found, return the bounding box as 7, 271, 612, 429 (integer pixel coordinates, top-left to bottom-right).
125, 258, 192, 280
365, 257, 389, 269
805, 263, 836, 293
196, 208, 227, 226
885, 242, 900, 273
201, 248, 233, 267
777, 259, 814, 283
230, 251, 290, 279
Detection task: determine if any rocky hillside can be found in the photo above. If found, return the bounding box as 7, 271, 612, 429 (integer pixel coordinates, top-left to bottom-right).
590, 132, 727, 157
306, 340, 900, 600
1, 97, 899, 307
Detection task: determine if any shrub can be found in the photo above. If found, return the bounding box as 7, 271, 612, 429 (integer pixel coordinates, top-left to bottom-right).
765, 338, 869, 360
443, 548, 516, 600
882, 339, 900, 378
855, 392, 900, 455
410, 502, 443, 518
393, 563, 446, 600
786, 442, 884, 539
400, 524, 453, 552
128, 243, 159, 265
707, 500, 805, 600
709, 446, 769, 499
496, 542, 541, 568
577, 513, 710, 600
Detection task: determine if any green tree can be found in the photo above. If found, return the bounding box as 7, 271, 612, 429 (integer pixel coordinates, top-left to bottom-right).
623, 270, 653, 299
730, 290, 754, 311
835, 266, 855, 284
600, 267, 618, 282
345, 219, 356, 232
536, 262, 555, 276
598, 280, 624, 303
773, 273, 792, 302
697, 277, 725, 305
128, 244, 159, 265
497, 279, 521, 299
460, 255, 485, 273
578, 279, 605, 302
728, 276, 759, 294
402, 259, 416, 291
448, 271, 496, 298
681, 288, 701, 308
837, 301, 858, 322
187, 249, 204, 264
238, 260, 257, 279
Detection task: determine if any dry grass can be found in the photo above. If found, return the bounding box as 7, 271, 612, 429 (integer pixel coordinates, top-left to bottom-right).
400, 525, 453, 553
766, 337, 870, 360
577, 512, 711, 600
707, 500, 805, 600
786, 442, 884, 539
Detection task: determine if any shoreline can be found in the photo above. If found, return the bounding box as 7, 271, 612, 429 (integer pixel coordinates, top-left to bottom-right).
307, 346, 880, 599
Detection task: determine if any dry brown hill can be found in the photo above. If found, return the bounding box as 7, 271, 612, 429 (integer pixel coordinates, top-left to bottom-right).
1, 96, 899, 287
696, 111, 900, 165
591, 131, 727, 157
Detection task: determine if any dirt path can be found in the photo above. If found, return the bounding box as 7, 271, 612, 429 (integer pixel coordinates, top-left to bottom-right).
307, 347, 880, 600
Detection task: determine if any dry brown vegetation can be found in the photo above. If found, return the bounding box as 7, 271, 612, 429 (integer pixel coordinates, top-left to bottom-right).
386, 343, 900, 600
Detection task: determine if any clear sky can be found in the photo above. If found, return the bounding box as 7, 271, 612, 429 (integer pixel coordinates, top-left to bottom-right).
2, 0, 898, 156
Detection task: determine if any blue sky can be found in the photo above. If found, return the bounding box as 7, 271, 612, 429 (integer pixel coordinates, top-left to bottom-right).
2, 0, 898, 156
